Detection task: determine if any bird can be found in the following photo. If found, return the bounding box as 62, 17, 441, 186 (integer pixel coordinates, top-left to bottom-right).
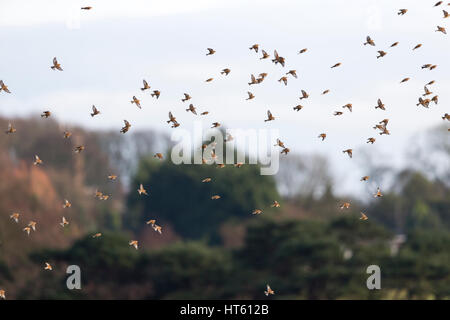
202, 178, 212, 183
331, 62, 341, 68
44, 262, 53, 271
60, 217, 69, 227
141, 80, 150, 91
91, 105, 100, 117
375, 99, 385, 110
74, 145, 85, 153
211, 195, 221, 200
413, 44, 422, 50
181, 93, 191, 102
51, 57, 63, 71
430, 65, 438, 70
28, 221, 37, 231
154, 153, 163, 160
299, 90, 309, 100
63, 199, 71, 208
167, 112, 177, 124
0, 80, 11, 93
322, 89, 330, 95
318, 133, 327, 141
274, 139, 285, 148
286, 70, 297, 78
422, 64, 432, 70
249, 44, 259, 52
343, 149, 353, 158
272, 50, 285, 67
81, 6, 92, 10
340, 202, 351, 209
293, 105, 303, 111
131, 96, 141, 109
442, 113, 450, 121
423, 86, 433, 96
234, 162, 244, 168
146, 219, 156, 226
342, 103, 353, 112
367, 137, 376, 144
374, 187, 383, 198
265, 110, 275, 122
434, 1, 443, 6
264, 284, 275, 296
151, 90, 160, 99
10, 213, 20, 223
431, 95, 438, 105
41, 111, 51, 118
152, 224, 162, 234
298, 48, 308, 54
260, 50, 270, 59
205, 78, 214, 82
400, 77, 410, 83
0, 290, 5, 299
397, 9, 408, 15
333, 111, 343, 116
360, 176, 370, 181
108, 174, 118, 181
444, 10, 449, 18
281, 147, 290, 155
379, 118, 389, 126
379, 128, 391, 135
252, 209, 263, 215
206, 48, 216, 55
391, 42, 399, 47
246, 91, 255, 100
138, 183, 148, 195
211, 122, 221, 128
129, 240, 139, 250
377, 51, 387, 59
364, 36, 375, 46
248, 74, 258, 85
427, 80, 435, 86
185, 104, 197, 115
120, 120, 131, 134
92, 233, 102, 238
23, 226, 31, 235
360, 212, 369, 221
63, 131, 72, 139
33, 155, 43, 165
278, 76, 288, 86
417, 98, 430, 108
271, 200, 281, 208
436, 26, 447, 34
221, 68, 231, 75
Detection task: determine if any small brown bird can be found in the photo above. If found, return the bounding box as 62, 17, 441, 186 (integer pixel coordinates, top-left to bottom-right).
413, 44, 422, 50
202, 178, 212, 183
141, 80, 150, 91
151, 90, 160, 99
81, 7, 92, 10
293, 105, 303, 111
264, 284, 275, 296
340, 202, 351, 210
74, 145, 85, 153
375, 99, 385, 110
442, 113, 450, 121
181, 93, 191, 102
374, 187, 383, 198
138, 183, 148, 195
260, 50, 270, 59
211, 195, 221, 200
206, 48, 216, 56
23, 227, 31, 236
286, 70, 297, 78
205, 78, 214, 82
430, 65, 438, 70
234, 162, 244, 168
186, 104, 197, 115
322, 89, 330, 95
41, 111, 51, 118
331, 62, 341, 68
360, 212, 369, 221
33, 155, 43, 165
391, 42, 399, 47
248, 74, 258, 85
274, 139, 285, 148
167, 112, 177, 124
44, 262, 53, 271
271, 200, 281, 208
443, 10, 449, 18
131, 96, 141, 109
51, 57, 63, 71
10, 213, 20, 223
120, 120, 131, 134
60, 216, 69, 227
91, 105, 100, 117
146, 219, 156, 226
63, 199, 71, 208
272, 50, 285, 67
400, 77, 410, 83
423, 86, 433, 96
246, 91, 255, 100
152, 224, 162, 234
364, 36, 375, 46
417, 97, 430, 108
28, 221, 37, 231
431, 95, 438, 105
211, 122, 221, 128
422, 64, 432, 69
360, 176, 370, 181
249, 44, 259, 52
298, 48, 308, 54
342, 103, 353, 112
108, 174, 118, 181
201, 111, 209, 116
333, 111, 343, 116
436, 26, 447, 34
92, 233, 102, 238
379, 118, 389, 126
0, 80, 11, 93
280, 147, 290, 155
63, 131, 72, 139
299, 90, 309, 100
318, 133, 327, 141
380, 128, 391, 135
252, 209, 263, 215
129, 240, 138, 250
398, 9, 408, 15
377, 51, 387, 59
343, 149, 353, 158
221, 68, 231, 75
367, 137, 376, 144
265, 110, 275, 122
0, 289, 5, 299
278, 76, 288, 86
434, 1, 443, 6
154, 153, 163, 160
427, 80, 435, 86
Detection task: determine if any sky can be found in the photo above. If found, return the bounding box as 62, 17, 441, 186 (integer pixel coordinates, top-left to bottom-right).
0, 0, 448, 197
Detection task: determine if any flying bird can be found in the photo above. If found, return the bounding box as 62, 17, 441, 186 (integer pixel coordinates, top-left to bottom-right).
246, 91, 255, 100
343, 149, 353, 158
367, 137, 376, 144
91, 105, 100, 117
298, 48, 308, 54
206, 48, 216, 55
10, 213, 20, 223
360, 212, 369, 221
331, 62, 341, 68
318, 133, 327, 141
221, 68, 231, 75
151, 90, 160, 99
44, 263, 53, 271
0, 80, 11, 93
120, 120, 131, 134
138, 183, 148, 195
51, 57, 63, 71
436, 26, 447, 34
141, 80, 150, 91
397, 9, 408, 15
181, 93, 191, 102
186, 104, 197, 114
249, 44, 259, 52
375, 99, 385, 110
265, 110, 275, 122
33, 155, 43, 165
131, 96, 141, 109
60, 216, 69, 227
41, 111, 51, 118
364, 36, 375, 46
129, 240, 139, 250
272, 50, 285, 67
260, 50, 270, 59
299, 90, 309, 100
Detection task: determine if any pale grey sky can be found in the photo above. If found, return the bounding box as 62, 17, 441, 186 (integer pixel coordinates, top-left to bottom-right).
0, 0, 448, 197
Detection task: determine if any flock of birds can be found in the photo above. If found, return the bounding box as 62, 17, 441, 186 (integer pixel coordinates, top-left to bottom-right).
0, 3, 449, 300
